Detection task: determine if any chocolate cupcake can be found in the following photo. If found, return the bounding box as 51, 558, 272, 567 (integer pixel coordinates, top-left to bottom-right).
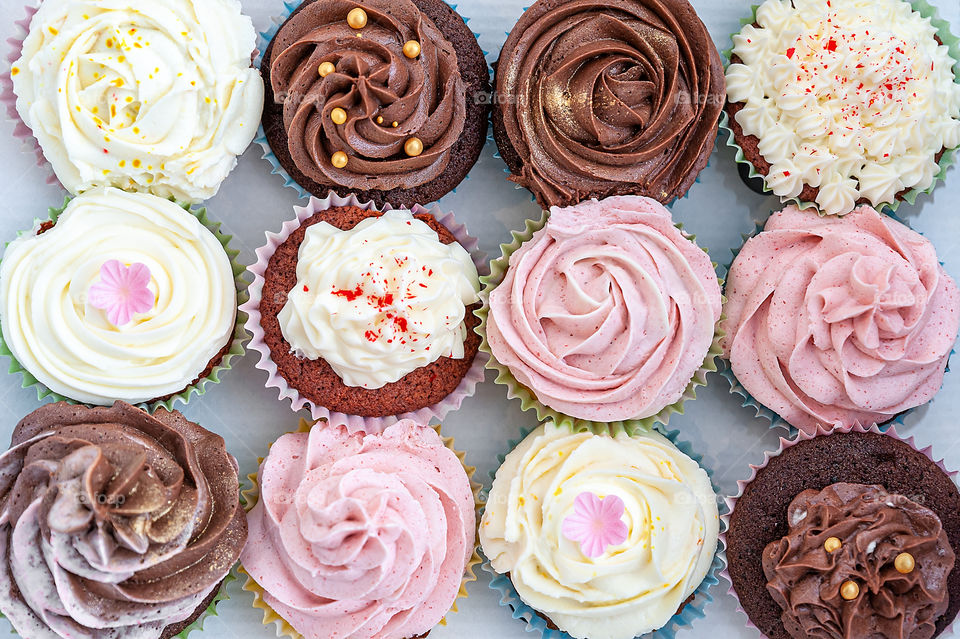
492, 0, 725, 209
725, 425, 960, 639
724, 0, 960, 215
244, 194, 484, 429
0, 401, 246, 639
260, 0, 490, 208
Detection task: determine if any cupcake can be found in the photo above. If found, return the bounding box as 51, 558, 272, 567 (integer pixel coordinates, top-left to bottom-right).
0, 401, 246, 639
724, 0, 960, 215
0, 187, 241, 406
721, 204, 960, 433
249, 195, 482, 425
241, 419, 478, 639
10, 0, 264, 203
492, 0, 725, 209
480, 421, 721, 639
259, 0, 490, 208
482, 195, 722, 428
725, 425, 960, 639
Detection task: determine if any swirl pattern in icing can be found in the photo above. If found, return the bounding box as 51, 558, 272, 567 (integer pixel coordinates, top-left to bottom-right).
0, 401, 247, 639
242, 420, 476, 639
722, 205, 960, 433
726, 0, 960, 215
267, 0, 466, 192
480, 422, 719, 639
763, 483, 955, 639
11, 0, 264, 203
0, 188, 237, 406
486, 196, 722, 422
278, 209, 480, 390
495, 0, 725, 208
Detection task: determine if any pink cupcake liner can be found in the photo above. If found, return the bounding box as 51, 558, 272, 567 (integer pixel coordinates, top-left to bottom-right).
2, 3, 59, 187
240, 190, 489, 434
719, 419, 959, 638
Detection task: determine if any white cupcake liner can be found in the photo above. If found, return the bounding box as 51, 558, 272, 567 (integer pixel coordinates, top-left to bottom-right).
239, 190, 489, 434
720, 418, 959, 638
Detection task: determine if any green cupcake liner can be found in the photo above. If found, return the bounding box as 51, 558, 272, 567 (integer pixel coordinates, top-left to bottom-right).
475, 209, 724, 437
719, 0, 960, 216
0, 196, 248, 412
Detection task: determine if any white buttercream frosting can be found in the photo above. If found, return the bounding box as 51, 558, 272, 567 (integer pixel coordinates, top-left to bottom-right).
480, 423, 720, 639
278, 209, 480, 390
727, 0, 960, 215
11, 0, 264, 203
0, 187, 236, 405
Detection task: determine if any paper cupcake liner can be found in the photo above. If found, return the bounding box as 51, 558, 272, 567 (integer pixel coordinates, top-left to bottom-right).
2, 3, 59, 187
475, 209, 724, 436
240, 190, 488, 434
255, 0, 486, 203
481, 421, 727, 639
239, 418, 483, 639
718, 216, 944, 435
719, 419, 958, 638
719, 0, 960, 216
0, 197, 248, 412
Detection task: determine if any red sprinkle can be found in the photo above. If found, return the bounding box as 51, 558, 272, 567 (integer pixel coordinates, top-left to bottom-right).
826, 39, 838, 52
786, 47, 795, 59
332, 285, 363, 301
303, 285, 309, 292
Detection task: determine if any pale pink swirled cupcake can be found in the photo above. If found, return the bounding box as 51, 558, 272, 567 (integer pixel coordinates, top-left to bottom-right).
241, 420, 475, 639
486, 196, 722, 422
722, 205, 960, 433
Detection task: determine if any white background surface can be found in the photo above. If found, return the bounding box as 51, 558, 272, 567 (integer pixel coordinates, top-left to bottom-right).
1, 0, 959, 637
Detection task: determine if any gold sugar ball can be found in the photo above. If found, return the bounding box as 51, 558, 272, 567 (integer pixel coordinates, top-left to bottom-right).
391, 121, 399, 128
824, 537, 842, 553
403, 40, 421, 58
318, 61, 336, 77
840, 580, 860, 601
376, 115, 384, 124
404, 137, 424, 157
347, 7, 367, 29
330, 107, 347, 125
331, 151, 349, 168
895, 552, 916, 574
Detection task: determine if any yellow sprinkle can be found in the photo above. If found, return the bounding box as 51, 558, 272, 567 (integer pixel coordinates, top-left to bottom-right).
105, 38, 113, 48
147, 165, 152, 170
517, 496, 525, 506
125, 97, 133, 103
102, 170, 109, 175
181, 31, 188, 37
190, 81, 196, 86
104, 136, 110, 142
132, 159, 141, 168
133, 127, 140, 134
204, 97, 211, 104
113, 78, 124, 87
75, 105, 81, 112
118, 56, 125, 63
119, 160, 125, 167
91, 106, 99, 114
110, 105, 116, 117
134, 42, 142, 49
10, 67, 19, 76
146, 176, 154, 183
186, 166, 196, 175
48, 26, 59, 35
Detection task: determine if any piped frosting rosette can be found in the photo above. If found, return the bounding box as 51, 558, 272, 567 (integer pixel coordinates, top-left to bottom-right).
0, 187, 247, 410
477, 195, 723, 433
5, 0, 263, 203
720, 204, 959, 434
480, 421, 724, 639
0, 401, 247, 639
720, 0, 960, 215
240, 418, 481, 639
241, 191, 488, 434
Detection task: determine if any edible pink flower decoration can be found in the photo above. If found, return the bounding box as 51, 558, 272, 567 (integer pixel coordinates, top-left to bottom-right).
87, 260, 154, 327
562, 492, 628, 558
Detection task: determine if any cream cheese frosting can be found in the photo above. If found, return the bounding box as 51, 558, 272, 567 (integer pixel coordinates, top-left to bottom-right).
278, 209, 480, 389
11, 0, 264, 203
726, 0, 960, 215
242, 420, 476, 639
0, 187, 236, 405
480, 422, 719, 639
485, 196, 722, 422
722, 205, 960, 433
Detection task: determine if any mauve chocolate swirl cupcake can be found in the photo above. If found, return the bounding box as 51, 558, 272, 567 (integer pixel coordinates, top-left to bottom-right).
0, 402, 246, 639
493, 0, 725, 209
261, 0, 490, 208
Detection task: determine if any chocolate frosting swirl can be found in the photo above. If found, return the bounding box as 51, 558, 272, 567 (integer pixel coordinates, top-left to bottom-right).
268, 0, 466, 191
495, 0, 725, 208
0, 402, 246, 639
763, 483, 955, 639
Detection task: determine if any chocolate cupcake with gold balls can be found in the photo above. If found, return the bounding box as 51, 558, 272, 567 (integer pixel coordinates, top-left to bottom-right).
260, 0, 490, 208
492, 0, 726, 209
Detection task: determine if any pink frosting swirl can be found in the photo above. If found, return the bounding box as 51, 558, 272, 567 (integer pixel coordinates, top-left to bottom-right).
486, 196, 722, 422
242, 421, 475, 639
722, 205, 960, 433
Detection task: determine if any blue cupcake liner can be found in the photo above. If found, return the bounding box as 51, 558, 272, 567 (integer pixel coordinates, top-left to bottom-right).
254, 0, 487, 203
480, 422, 727, 639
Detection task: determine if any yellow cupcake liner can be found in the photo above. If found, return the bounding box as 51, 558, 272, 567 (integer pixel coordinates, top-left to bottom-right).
240, 419, 482, 639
